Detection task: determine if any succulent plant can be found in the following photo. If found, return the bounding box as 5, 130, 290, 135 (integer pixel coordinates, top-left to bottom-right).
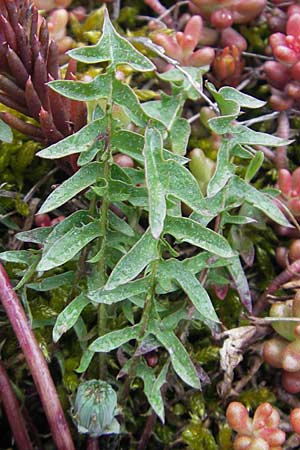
153, 15, 215, 67
0, 0, 86, 145
226, 401, 286, 450
212, 45, 244, 87
277, 168, 300, 219
189, 0, 266, 27
73, 380, 120, 438
265, 6, 300, 110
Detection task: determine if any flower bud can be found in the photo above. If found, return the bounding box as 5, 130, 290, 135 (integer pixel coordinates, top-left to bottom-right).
73, 380, 120, 437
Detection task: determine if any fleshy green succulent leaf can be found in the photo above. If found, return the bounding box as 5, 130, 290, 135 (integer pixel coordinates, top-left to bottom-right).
89, 325, 140, 352
105, 229, 159, 289
0, 118, 13, 143
68, 8, 155, 72
164, 216, 235, 258
144, 127, 166, 239
38, 162, 104, 213
88, 276, 150, 304
53, 293, 90, 342
37, 118, 107, 159
154, 326, 200, 389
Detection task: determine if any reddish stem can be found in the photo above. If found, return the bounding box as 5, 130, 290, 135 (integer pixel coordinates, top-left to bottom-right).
0, 263, 75, 450
143, 0, 174, 27
87, 437, 99, 450
0, 360, 33, 450
254, 258, 300, 315
275, 112, 289, 170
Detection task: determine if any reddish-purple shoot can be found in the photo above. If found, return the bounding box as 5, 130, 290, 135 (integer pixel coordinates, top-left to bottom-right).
0, 263, 75, 450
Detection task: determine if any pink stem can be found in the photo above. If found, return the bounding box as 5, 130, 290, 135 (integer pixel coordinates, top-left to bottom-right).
143, 0, 174, 27
254, 258, 300, 315
275, 111, 289, 170
0, 263, 75, 450
87, 438, 99, 450
0, 360, 33, 450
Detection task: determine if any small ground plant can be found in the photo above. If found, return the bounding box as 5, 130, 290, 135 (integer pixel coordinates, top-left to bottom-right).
1, 3, 300, 449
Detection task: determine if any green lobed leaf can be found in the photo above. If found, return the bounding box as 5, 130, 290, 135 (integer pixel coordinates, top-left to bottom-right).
37, 220, 102, 271
88, 276, 150, 304
164, 216, 235, 258
105, 229, 159, 289
38, 162, 104, 213
154, 326, 200, 389
159, 259, 219, 326
163, 160, 204, 211
89, 325, 140, 352
112, 130, 144, 163
143, 127, 166, 239
48, 74, 110, 102
0, 118, 13, 143
76, 349, 95, 373
68, 8, 155, 71
245, 151, 264, 182
227, 256, 252, 312
53, 293, 90, 342
16, 226, 52, 244
158, 66, 205, 100
207, 140, 234, 197
219, 87, 266, 109
231, 124, 293, 146
37, 117, 107, 159
170, 117, 190, 155
112, 77, 151, 127
227, 176, 292, 228
136, 362, 169, 423
143, 94, 183, 131
0, 250, 35, 265
108, 210, 134, 237
27, 271, 75, 291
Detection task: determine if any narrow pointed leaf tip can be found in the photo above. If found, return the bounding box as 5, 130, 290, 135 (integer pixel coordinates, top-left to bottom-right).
68, 8, 155, 72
